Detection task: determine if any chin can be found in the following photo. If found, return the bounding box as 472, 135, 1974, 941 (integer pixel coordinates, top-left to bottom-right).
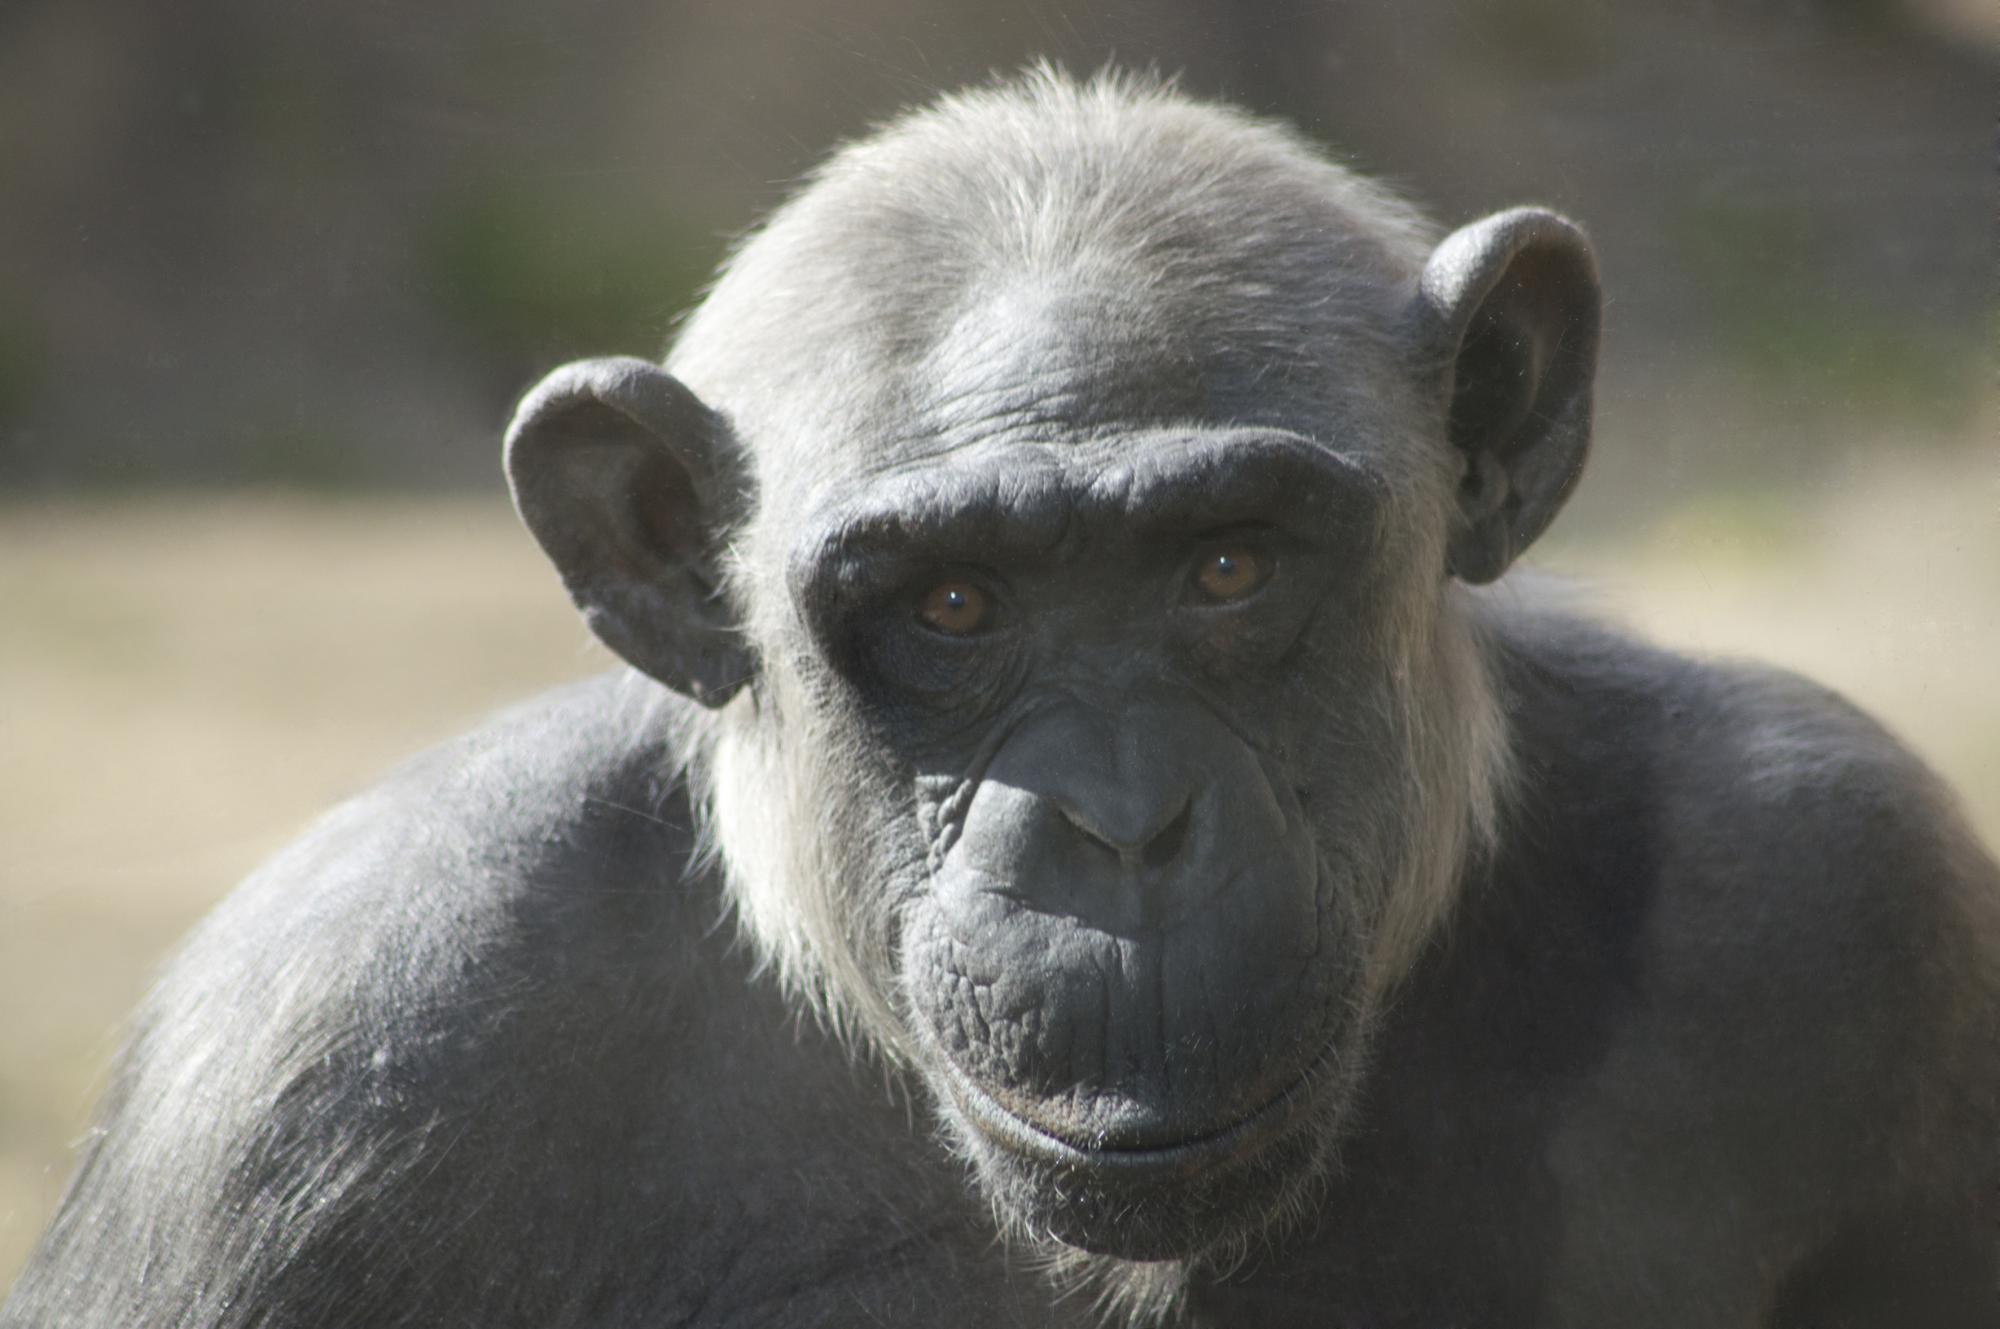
932, 1036, 1357, 1263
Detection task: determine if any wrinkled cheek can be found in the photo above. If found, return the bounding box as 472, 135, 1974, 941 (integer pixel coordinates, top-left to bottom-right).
896, 892, 1061, 1097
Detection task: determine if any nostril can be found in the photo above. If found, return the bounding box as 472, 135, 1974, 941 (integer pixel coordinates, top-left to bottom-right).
1140, 797, 1192, 870
1059, 793, 1193, 869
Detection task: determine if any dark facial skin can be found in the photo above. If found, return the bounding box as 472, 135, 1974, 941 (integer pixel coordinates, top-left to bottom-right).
795, 430, 1388, 1255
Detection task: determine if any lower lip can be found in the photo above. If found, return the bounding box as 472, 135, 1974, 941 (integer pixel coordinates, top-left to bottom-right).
938, 1055, 1321, 1181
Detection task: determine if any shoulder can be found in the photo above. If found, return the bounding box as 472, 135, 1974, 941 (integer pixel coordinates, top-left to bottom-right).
11, 672, 741, 1324
165, 669, 712, 1033
1477, 590, 1992, 916
1647, 653, 2000, 1096
1652, 651, 1996, 949
155, 667, 723, 1102
1489, 595, 1999, 1153
1478, 592, 1997, 1068
165, 664, 716, 1069
1471, 596, 1998, 1222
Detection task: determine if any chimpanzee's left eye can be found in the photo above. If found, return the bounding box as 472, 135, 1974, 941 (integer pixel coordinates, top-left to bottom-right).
915, 580, 993, 635
1188, 545, 1271, 604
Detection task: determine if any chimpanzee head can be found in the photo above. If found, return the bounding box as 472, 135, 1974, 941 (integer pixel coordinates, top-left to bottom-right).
506, 71, 1597, 1273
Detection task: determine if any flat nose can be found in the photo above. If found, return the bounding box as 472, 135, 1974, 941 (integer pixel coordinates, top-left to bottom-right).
953, 697, 1204, 900
1037, 706, 1196, 869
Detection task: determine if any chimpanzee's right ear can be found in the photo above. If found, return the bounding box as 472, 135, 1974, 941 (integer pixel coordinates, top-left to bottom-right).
505, 357, 751, 707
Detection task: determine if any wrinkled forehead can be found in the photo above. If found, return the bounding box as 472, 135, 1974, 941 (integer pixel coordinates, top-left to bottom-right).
793, 423, 1390, 575
746, 266, 1425, 520
915, 276, 1236, 441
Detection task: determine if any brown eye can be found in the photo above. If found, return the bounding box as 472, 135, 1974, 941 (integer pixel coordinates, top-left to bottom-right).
916, 581, 991, 635
1191, 546, 1268, 603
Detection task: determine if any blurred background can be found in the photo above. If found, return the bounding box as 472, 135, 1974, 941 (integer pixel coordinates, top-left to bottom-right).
2, 0, 1994, 1282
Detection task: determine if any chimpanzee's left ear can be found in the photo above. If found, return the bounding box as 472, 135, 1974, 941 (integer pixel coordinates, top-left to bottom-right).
505, 356, 752, 706
1414, 207, 1601, 584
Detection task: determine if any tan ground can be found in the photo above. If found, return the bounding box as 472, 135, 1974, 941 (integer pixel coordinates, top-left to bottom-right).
3, 459, 1996, 1284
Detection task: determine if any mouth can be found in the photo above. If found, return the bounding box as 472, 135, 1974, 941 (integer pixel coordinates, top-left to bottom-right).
907, 1006, 1350, 1259
933, 1041, 1327, 1181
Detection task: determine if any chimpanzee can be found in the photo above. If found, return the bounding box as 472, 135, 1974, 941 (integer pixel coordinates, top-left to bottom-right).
6, 70, 1996, 1329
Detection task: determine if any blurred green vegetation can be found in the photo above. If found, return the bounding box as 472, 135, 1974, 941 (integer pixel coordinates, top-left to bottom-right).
1671, 199, 1982, 431
240, 51, 344, 183
1459, 0, 1616, 79
0, 294, 49, 430
233, 422, 369, 487
0, 0, 1988, 492
420, 179, 722, 373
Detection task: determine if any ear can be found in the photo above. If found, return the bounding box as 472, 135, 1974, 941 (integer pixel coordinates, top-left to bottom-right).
505, 356, 752, 706
1415, 207, 1601, 584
